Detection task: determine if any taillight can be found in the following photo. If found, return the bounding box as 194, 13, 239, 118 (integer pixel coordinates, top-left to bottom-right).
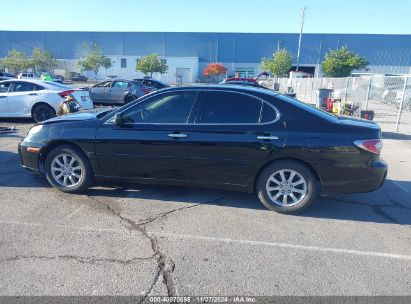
143, 88, 151, 94
58, 90, 76, 98
354, 139, 383, 154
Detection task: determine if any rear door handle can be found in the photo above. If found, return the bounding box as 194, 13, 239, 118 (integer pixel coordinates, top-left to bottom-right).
28, 93, 38, 96
168, 133, 187, 138
257, 135, 279, 140
0, 96, 6, 98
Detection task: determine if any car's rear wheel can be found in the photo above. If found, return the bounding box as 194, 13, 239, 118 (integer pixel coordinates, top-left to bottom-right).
32, 104, 56, 122
45, 145, 93, 193
124, 95, 136, 104
256, 160, 318, 213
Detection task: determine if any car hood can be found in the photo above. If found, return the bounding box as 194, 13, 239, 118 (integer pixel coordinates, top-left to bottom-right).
42, 108, 112, 124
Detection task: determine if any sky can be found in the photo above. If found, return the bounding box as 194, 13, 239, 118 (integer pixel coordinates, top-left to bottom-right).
0, 0, 410, 34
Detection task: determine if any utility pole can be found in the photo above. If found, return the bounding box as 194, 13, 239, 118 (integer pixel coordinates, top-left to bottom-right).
296, 6, 306, 72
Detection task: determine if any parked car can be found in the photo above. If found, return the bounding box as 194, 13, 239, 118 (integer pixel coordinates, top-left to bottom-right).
133, 78, 169, 90
0, 79, 93, 122
39, 73, 64, 83
70, 74, 88, 82
89, 79, 155, 105
0, 72, 16, 81
52, 75, 64, 83
18, 85, 387, 213
17, 72, 39, 80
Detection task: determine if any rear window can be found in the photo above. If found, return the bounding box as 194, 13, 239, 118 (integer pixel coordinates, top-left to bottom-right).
44, 81, 71, 89
275, 94, 339, 121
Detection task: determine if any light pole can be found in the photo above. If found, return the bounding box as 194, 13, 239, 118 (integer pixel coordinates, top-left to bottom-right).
296, 6, 306, 72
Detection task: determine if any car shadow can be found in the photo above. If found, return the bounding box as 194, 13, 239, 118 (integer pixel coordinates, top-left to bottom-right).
382, 131, 411, 140
1, 148, 410, 225
84, 179, 411, 225
0, 150, 48, 188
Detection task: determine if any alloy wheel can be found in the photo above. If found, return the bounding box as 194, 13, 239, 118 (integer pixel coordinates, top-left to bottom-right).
266, 169, 307, 206
50, 153, 83, 187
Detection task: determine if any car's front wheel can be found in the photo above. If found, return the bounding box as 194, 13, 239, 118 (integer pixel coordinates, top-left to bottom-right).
45, 145, 93, 193
256, 160, 318, 213
32, 104, 56, 122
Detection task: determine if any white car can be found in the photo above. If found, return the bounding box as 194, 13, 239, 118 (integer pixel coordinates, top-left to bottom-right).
17, 72, 39, 80
0, 79, 93, 122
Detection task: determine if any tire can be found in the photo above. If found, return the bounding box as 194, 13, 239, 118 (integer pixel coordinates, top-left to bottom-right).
45, 144, 93, 193
32, 104, 56, 122
124, 95, 136, 104
256, 160, 318, 213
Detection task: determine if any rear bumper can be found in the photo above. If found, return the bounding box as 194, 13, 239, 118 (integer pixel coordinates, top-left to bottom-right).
320, 159, 388, 195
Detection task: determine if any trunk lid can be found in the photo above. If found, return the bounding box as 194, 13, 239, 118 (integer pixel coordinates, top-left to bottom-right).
71, 89, 93, 110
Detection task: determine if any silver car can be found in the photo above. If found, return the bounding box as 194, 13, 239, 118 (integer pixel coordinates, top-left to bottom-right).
88, 79, 155, 104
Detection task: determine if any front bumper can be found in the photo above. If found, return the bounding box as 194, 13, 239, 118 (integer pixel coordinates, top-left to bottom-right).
321, 159, 388, 195
18, 141, 43, 174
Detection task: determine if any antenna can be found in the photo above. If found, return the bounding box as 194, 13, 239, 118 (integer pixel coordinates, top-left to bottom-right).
296, 6, 306, 72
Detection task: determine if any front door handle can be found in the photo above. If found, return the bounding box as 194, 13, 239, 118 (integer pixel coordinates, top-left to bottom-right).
257, 135, 279, 140
0, 96, 6, 98
28, 93, 38, 96
168, 133, 187, 138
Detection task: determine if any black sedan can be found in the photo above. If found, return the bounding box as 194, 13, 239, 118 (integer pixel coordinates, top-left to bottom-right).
18, 85, 387, 213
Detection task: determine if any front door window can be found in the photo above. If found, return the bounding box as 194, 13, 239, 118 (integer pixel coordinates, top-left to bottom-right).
121, 91, 197, 124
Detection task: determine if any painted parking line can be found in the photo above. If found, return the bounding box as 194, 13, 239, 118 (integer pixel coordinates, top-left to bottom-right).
155, 231, 411, 261
1, 220, 410, 261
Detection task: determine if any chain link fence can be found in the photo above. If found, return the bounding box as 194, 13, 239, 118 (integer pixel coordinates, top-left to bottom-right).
261, 76, 411, 134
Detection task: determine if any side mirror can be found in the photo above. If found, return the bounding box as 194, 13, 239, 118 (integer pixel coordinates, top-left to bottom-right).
113, 113, 125, 125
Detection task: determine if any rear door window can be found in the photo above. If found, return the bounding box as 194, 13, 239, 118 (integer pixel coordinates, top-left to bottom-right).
34, 84, 45, 91
11, 82, 35, 92
198, 91, 262, 124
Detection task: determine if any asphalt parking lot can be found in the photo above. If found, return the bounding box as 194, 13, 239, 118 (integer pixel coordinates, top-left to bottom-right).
0, 119, 410, 297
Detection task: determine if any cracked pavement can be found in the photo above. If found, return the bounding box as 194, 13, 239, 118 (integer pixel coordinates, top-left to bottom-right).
0, 120, 410, 296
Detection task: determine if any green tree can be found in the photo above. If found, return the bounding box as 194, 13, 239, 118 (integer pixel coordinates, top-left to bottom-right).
31, 48, 57, 73
0, 49, 31, 73
136, 53, 168, 78
321, 46, 368, 77
261, 49, 292, 77
78, 43, 112, 79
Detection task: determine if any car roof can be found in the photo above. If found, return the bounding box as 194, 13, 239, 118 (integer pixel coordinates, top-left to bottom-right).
0, 78, 70, 89
158, 84, 279, 96
0, 78, 44, 84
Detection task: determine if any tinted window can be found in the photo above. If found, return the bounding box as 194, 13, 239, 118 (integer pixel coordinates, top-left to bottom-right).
0, 82, 12, 93
122, 91, 197, 124
261, 103, 277, 123
199, 91, 262, 124
113, 81, 129, 88
34, 84, 45, 91
12, 82, 35, 92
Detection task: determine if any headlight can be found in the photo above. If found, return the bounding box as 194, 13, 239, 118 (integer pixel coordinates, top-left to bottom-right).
27, 125, 43, 136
